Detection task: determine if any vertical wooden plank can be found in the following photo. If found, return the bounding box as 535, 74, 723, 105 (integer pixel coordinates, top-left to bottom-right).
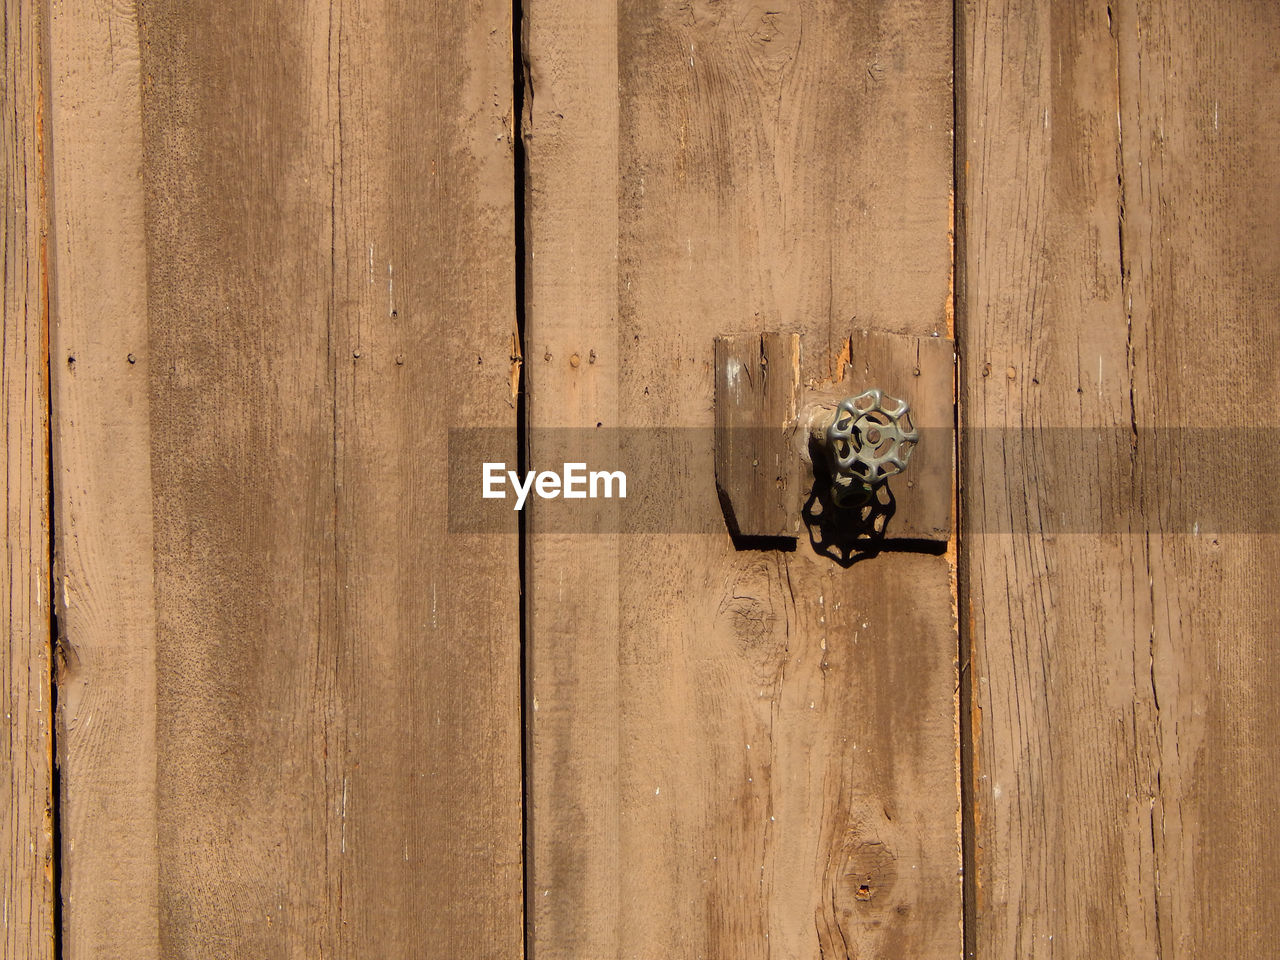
961, 1, 1280, 957
714, 332, 801, 540
526, 1, 959, 957
322, 0, 522, 951
959, 3, 1161, 956
1118, 3, 1280, 956
48, 0, 162, 952
959, 4, 1153, 955
50, 0, 520, 956
523, 2, 622, 956
136, 4, 339, 954
1, 0, 53, 955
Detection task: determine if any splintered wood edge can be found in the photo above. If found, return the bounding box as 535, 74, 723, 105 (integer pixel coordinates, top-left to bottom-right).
714, 333, 801, 540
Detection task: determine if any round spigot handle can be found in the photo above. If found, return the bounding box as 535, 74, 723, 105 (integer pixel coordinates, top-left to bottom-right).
811, 389, 918, 508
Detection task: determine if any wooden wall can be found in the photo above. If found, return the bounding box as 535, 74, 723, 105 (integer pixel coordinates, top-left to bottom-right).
0, 0, 1274, 957
524, 1, 959, 957
960, 1, 1280, 956
1, 0, 54, 956
45, 0, 521, 956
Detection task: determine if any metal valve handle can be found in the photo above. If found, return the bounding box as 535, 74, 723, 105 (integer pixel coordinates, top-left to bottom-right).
811, 388, 918, 508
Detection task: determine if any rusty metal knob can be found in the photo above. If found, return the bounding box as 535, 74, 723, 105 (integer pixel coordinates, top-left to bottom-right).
810, 389, 918, 508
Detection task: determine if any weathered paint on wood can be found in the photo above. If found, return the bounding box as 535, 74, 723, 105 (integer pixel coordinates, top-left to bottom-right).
1, 0, 54, 954
960, 1, 1280, 957
526, 1, 959, 957
49, 1, 521, 957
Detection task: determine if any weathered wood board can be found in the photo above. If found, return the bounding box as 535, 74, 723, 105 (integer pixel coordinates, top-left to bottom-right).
526, 2, 959, 958
961, 1, 1280, 957
814, 330, 955, 542
49, 0, 162, 950
715, 330, 953, 543
48, 2, 521, 957
22, 0, 1278, 954
2, 0, 54, 955
714, 332, 802, 540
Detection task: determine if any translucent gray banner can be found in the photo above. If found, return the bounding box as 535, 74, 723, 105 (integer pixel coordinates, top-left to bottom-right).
448, 428, 1280, 535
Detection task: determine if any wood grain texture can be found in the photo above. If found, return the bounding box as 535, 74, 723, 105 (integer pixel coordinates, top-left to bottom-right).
1, 0, 54, 954
49, 0, 162, 951
50, 1, 520, 956
523, 2, 623, 956
714, 332, 801, 540
1118, 2, 1280, 955
960, 1, 1280, 957
526, 1, 959, 956
959, 3, 1160, 954
808, 330, 955, 541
